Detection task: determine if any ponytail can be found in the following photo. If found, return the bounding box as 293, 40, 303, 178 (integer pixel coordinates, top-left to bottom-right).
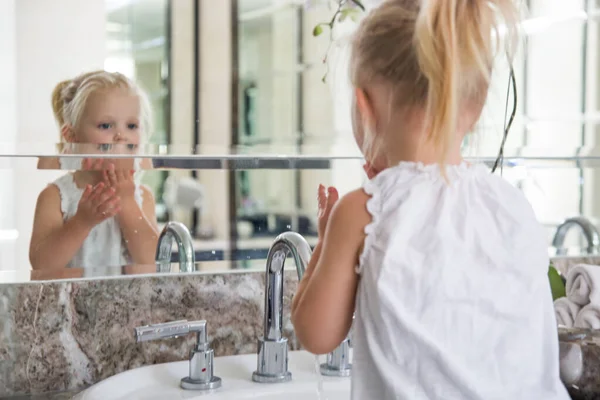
51, 80, 71, 128
414, 0, 518, 164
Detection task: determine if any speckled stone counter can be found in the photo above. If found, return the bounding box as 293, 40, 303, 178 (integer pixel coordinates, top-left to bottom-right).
0, 271, 299, 398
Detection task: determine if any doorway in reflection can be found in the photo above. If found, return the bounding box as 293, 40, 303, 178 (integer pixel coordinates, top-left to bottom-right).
105, 0, 171, 221
233, 0, 316, 249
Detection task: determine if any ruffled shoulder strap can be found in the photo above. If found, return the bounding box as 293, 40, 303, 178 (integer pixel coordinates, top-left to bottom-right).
52, 173, 82, 219
358, 177, 382, 274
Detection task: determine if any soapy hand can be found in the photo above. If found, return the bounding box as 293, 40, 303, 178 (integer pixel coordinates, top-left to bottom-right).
83, 158, 136, 201
103, 162, 136, 201
317, 184, 339, 237
74, 182, 121, 228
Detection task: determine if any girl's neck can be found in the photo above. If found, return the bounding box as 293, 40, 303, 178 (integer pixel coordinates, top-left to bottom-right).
384, 136, 464, 167
382, 112, 469, 167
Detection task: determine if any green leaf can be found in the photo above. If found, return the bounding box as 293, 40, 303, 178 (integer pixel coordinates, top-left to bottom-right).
548, 265, 566, 301
339, 9, 349, 22
339, 8, 361, 23
350, 0, 366, 11
313, 24, 324, 37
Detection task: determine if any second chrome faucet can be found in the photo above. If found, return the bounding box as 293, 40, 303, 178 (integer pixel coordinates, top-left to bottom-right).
252, 231, 352, 383
552, 216, 600, 255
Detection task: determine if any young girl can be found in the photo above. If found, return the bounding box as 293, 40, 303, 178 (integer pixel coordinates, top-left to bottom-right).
29, 70, 159, 271
291, 1, 569, 399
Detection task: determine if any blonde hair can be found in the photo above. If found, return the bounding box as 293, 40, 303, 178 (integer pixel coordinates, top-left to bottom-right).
51, 70, 152, 140
350, 0, 519, 165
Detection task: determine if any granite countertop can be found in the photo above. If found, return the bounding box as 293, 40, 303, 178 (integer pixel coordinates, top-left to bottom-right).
1, 256, 595, 399
0, 271, 299, 398
4, 391, 80, 399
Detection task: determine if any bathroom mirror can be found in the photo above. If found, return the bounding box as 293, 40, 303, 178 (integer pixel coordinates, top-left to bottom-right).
1, 0, 600, 283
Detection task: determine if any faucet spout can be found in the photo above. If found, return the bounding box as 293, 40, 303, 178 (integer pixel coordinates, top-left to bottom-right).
156, 221, 195, 273
252, 231, 312, 384
264, 232, 311, 341
552, 217, 600, 255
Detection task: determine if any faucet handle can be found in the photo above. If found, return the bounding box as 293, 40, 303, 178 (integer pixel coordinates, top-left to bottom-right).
320, 314, 354, 377
134, 320, 221, 391
320, 337, 352, 377
135, 320, 193, 342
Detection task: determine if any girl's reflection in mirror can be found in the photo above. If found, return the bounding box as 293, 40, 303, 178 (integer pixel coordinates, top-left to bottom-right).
30, 70, 159, 276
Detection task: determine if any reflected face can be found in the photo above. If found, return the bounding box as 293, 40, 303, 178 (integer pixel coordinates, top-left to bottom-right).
70, 88, 142, 154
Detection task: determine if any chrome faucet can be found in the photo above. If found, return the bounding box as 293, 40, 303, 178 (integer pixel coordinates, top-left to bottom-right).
252, 231, 352, 383
552, 217, 600, 255
134, 320, 221, 390
252, 232, 312, 383
156, 221, 195, 272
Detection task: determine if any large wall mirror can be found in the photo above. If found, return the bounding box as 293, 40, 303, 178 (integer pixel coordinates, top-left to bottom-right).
0, 0, 599, 283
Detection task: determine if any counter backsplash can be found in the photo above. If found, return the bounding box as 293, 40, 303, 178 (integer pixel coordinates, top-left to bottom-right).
0, 271, 299, 398
0, 256, 596, 398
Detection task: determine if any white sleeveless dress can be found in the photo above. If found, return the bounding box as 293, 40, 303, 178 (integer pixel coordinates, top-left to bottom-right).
352, 162, 569, 400
52, 173, 143, 271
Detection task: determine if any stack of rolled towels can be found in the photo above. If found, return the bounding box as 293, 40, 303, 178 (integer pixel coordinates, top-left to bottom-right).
554, 264, 600, 329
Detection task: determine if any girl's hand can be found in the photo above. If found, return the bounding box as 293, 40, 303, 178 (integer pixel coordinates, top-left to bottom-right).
82, 158, 105, 171
363, 162, 381, 179
103, 163, 136, 201
317, 184, 339, 237
75, 183, 121, 228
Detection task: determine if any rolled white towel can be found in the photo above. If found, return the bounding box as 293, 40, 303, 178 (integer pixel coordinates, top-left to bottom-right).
566, 264, 600, 306
574, 303, 600, 329
554, 297, 581, 328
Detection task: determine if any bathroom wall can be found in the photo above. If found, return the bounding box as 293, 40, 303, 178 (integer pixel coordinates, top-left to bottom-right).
0, 0, 17, 274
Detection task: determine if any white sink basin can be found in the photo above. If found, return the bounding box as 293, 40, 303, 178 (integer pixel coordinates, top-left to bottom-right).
74, 350, 351, 400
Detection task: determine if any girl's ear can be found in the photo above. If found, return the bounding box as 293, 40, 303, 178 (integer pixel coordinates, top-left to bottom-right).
61, 125, 75, 143
354, 87, 380, 160
355, 87, 375, 126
